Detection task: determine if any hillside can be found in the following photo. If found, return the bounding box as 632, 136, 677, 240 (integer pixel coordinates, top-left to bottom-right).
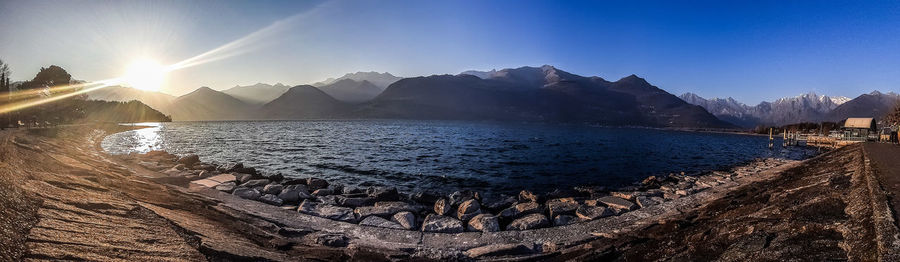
317, 79, 383, 103
222, 83, 291, 104
258, 85, 349, 119
85, 86, 174, 114
168, 87, 255, 121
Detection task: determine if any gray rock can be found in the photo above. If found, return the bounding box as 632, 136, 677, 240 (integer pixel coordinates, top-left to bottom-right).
483, 195, 517, 211
507, 213, 549, 230
316, 195, 340, 206
232, 187, 261, 200
359, 216, 405, 229
366, 186, 400, 201
262, 184, 283, 195
518, 190, 539, 202
240, 179, 270, 188
214, 182, 236, 193
467, 214, 499, 232
312, 188, 334, 196
546, 198, 578, 218
434, 198, 451, 216
176, 154, 200, 166
258, 194, 284, 206
449, 190, 480, 206
457, 199, 481, 221
499, 202, 542, 219
355, 202, 421, 218
610, 191, 637, 200
421, 214, 464, 233
307, 177, 329, 190
575, 205, 614, 220
635, 196, 660, 208
374, 201, 424, 212
297, 200, 356, 222
553, 215, 577, 226
392, 211, 416, 230
341, 186, 362, 195
336, 196, 375, 207
596, 196, 637, 210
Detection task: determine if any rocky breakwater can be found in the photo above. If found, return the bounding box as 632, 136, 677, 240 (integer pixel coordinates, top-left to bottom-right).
121, 150, 795, 235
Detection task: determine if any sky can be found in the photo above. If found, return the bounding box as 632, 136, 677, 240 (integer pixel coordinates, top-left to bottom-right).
0, 0, 899, 104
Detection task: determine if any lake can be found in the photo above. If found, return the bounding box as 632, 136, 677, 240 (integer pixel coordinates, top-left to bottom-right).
101, 120, 817, 196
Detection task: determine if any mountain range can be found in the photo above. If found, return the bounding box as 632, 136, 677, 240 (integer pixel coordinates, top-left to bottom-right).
681, 91, 899, 127
84, 65, 899, 129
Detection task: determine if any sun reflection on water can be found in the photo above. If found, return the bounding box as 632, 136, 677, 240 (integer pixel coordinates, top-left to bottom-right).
124, 126, 162, 153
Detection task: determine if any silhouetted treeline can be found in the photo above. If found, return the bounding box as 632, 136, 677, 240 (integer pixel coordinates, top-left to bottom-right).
0, 62, 171, 128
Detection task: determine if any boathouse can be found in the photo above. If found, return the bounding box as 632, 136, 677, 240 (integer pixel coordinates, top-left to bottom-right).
842, 117, 876, 141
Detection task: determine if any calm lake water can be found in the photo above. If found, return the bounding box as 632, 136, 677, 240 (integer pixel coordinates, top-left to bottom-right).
101, 120, 817, 196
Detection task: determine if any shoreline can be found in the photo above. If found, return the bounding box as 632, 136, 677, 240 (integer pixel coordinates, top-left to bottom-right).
101, 121, 810, 198
1, 124, 890, 261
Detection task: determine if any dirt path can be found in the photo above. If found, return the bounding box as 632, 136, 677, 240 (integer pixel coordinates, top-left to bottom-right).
864, 143, 900, 226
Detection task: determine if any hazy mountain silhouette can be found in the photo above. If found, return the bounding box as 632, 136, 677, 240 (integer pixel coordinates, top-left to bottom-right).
357, 65, 733, 128
222, 83, 291, 104
85, 86, 175, 114
317, 79, 383, 103
825, 91, 900, 121
258, 85, 348, 119
168, 87, 255, 121
312, 71, 401, 89
459, 69, 498, 79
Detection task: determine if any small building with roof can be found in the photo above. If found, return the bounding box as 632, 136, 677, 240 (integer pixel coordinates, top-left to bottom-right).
842, 117, 876, 141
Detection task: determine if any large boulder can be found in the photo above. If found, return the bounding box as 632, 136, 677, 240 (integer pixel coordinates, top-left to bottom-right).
307, 178, 329, 190
214, 182, 236, 193
355, 202, 422, 218
456, 199, 481, 221
336, 196, 375, 207
410, 191, 440, 204
546, 198, 579, 218
449, 190, 480, 206
366, 186, 400, 201
467, 214, 500, 232
434, 198, 452, 216
258, 194, 284, 206
278, 187, 312, 203
596, 196, 637, 211
262, 184, 283, 195
232, 187, 261, 200
518, 190, 540, 203
297, 200, 356, 223
421, 215, 464, 233
240, 179, 270, 188
575, 205, 614, 220
392, 211, 416, 230
483, 195, 517, 212
358, 216, 405, 229
507, 213, 549, 230
176, 154, 200, 166
499, 202, 542, 220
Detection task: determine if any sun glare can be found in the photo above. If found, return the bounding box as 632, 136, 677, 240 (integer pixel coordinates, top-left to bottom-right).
123, 59, 166, 91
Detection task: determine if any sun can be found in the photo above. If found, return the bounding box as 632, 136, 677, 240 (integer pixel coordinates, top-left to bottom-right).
123, 59, 167, 91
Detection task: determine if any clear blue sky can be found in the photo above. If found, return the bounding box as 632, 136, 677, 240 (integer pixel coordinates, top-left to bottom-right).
0, 0, 898, 104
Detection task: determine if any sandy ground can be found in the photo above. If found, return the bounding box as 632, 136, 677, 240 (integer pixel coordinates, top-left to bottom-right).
0, 125, 897, 261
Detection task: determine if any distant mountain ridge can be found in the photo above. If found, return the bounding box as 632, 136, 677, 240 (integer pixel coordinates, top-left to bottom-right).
222, 83, 291, 104
680, 92, 898, 127
317, 79, 383, 103
312, 71, 401, 89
